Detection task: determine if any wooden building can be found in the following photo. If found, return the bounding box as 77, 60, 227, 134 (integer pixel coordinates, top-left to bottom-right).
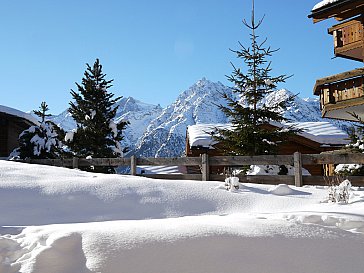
309, 0, 364, 121
186, 123, 349, 176
0, 105, 38, 158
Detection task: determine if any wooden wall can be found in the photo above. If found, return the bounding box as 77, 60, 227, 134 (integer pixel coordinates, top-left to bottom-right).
0, 113, 34, 157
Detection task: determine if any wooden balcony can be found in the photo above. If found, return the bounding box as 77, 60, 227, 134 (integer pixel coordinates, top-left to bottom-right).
329, 16, 364, 61
314, 68, 364, 121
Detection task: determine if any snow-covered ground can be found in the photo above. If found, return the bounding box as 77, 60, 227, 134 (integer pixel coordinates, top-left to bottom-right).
1, 161, 364, 273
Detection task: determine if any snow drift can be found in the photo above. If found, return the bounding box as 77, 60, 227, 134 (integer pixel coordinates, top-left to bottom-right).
1, 161, 364, 273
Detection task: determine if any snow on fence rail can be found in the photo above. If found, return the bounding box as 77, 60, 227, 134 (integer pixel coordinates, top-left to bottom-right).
18, 152, 364, 187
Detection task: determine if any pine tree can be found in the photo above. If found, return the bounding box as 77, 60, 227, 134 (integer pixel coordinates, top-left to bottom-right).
9, 102, 64, 160
67, 59, 128, 173
215, 3, 297, 156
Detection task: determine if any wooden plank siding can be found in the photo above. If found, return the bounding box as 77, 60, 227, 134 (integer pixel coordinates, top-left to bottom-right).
0, 112, 36, 158
313, 68, 364, 96
328, 16, 364, 62
313, 68, 364, 121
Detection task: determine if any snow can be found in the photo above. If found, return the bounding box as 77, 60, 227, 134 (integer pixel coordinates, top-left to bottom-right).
137, 165, 186, 174
187, 123, 232, 148
0, 105, 38, 125
1, 160, 364, 272
188, 121, 348, 149
312, 0, 340, 11
64, 130, 75, 142
247, 165, 311, 176
85, 110, 96, 121
269, 184, 295, 195
335, 163, 363, 173
30, 134, 46, 156
109, 121, 118, 137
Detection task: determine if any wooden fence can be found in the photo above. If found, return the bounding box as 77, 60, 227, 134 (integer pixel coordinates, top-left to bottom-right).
18, 152, 364, 187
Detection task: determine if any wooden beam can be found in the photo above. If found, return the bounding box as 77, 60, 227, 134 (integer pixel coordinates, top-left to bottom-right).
142, 174, 202, 180
78, 158, 130, 167
130, 155, 137, 176
294, 152, 303, 187
137, 157, 201, 166
72, 157, 79, 169
209, 155, 293, 166
302, 153, 364, 164
201, 153, 210, 181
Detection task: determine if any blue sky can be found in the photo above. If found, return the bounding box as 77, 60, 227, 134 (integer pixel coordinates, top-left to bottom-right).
0, 0, 358, 114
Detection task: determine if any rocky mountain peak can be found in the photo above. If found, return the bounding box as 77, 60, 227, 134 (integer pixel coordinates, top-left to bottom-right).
52, 78, 350, 158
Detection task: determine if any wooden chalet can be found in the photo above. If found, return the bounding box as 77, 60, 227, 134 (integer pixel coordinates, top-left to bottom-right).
0, 105, 37, 158
309, 0, 364, 121
186, 123, 349, 176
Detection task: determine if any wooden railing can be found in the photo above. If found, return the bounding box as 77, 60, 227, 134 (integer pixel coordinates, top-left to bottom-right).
17, 152, 364, 187
313, 68, 364, 120
320, 77, 364, 106
329, 16, 364, 61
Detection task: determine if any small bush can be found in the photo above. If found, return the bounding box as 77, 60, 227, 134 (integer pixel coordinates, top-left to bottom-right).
326, 177, 351, 204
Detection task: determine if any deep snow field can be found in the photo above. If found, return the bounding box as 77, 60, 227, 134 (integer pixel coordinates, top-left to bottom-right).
1, 161, 364, 273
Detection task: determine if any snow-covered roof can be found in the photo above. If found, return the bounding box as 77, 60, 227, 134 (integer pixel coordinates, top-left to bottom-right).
285, 121, 349, 145
187, 122, 349, 148
187, 124, 233, 148
0, 105, 38, 125
312, 0, 341, 11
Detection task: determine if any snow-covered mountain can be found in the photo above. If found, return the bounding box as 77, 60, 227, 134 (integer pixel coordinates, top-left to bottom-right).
134, 78, 232, 157
51, 97, 163, 152
52, 78, 351, 157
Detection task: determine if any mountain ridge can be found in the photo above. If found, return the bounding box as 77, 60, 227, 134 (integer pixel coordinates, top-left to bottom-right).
51, 78, 351, 157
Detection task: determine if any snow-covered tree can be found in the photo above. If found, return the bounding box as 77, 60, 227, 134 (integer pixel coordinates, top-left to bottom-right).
67, 59, 128, 173
9, 102, 64, 160
215, 5, 297, 156
334, 114, 364, 176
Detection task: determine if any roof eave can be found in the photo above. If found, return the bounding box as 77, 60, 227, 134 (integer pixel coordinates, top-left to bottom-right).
308, 0, 364, 23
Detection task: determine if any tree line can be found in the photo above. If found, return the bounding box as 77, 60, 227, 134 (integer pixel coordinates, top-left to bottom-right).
10, 59, 128, 173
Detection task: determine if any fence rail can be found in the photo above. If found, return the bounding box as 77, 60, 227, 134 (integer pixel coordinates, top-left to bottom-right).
17, 152, 364, 187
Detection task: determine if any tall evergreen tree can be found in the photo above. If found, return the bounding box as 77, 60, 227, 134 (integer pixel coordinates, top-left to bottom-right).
67, 59, 128, 173
215, 4, 297, 156
9, 102, 64, 160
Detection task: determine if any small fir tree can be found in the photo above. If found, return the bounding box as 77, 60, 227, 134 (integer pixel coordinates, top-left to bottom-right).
9, 102, 64, 160
215, 4, 297, 156
67, 59, 128, 173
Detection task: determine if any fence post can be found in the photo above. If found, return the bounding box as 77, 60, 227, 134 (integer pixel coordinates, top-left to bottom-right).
72, 157, 79, 169
294, 152, 303, 187
130, 155, 137, 176
201, 153, 210, 181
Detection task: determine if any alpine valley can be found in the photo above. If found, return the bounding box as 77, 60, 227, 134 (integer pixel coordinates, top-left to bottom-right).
51, 78, 351, 157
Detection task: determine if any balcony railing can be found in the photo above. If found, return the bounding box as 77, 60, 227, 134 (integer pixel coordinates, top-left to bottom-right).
329, 16, 364, 61
313, 68, 364, 120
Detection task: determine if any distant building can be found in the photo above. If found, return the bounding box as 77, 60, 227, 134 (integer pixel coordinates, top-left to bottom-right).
0, 105, 38, 158
309, 0, 364, 121
186, 122, 349, 175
